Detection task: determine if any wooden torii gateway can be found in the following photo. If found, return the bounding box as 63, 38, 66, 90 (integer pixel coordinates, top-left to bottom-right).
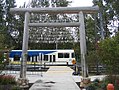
10, 6, 99, 86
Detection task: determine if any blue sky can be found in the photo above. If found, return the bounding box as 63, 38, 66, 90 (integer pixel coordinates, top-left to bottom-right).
16, 0, 93, 7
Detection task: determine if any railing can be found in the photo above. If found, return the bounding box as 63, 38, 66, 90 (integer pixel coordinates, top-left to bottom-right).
2, 64, 49, 75
2, 64, 106, 75
72, 64, 106, 75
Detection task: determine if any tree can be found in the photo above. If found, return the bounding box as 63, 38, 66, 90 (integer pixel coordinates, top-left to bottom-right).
0, 34, 5, 49
84, 14, 102, 74
0, 0, 6, 49
0, 0, 5, 29
85, 15, 96, 51
104, 0, 119, 18
4, 0, 17, 49
98, 33, 119, 75
103, 0, 119, 37
93, 0, 119, 38
12, 3, 28, 50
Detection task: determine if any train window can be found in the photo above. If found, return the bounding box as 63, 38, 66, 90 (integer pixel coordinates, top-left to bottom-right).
14, 55, 20, 61
58, 53, 63, 58
44, 55, 48, 61
71, 53, 75, 58
31, 56, 34, 62
64, 53, 69, 58
35, 56, 38, 62
50, 55, 52, 62
27, 55, 30, 61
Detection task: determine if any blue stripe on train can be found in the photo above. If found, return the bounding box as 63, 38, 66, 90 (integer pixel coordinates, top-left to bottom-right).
9, 50, 56, 58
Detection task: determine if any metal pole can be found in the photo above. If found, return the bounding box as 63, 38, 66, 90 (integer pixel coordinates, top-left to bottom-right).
79, 11, 87, 78
99, 0, 104, 40
99, 9, 104, 40
56, 41, 58, 49
20, 12, 30, 79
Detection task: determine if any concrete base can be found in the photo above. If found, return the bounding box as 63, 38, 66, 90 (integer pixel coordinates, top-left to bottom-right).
80, 78, 91, 88
17, 78, 29, 88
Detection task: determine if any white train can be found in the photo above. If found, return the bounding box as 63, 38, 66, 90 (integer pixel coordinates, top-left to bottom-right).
9, 49, 75, 65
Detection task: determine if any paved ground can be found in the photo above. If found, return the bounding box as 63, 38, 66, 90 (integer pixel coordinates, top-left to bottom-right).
4, 66, 106, 90
29, 66, 80, 90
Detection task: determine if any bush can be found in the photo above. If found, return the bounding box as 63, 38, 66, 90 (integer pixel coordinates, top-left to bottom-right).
102, 75, 119, 90
0, 75, 20, 90
0, 75, 16, 85
12, 85, 21, 90
86, 79, 101, 90
87, 76, 119, 90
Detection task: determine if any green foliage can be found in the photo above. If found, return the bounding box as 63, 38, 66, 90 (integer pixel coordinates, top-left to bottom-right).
0, 52, 5, 74
0, 74, 20, 90
0, 0, 6, 49
4, 0, 18, 49
99, 75, 119, 90
51, 0, 72, 7
86, 78, 119, 90
104, 0, 119, 17
86, 79, 104, 90
12, 85, 21, 90
0, 75, 16, 85
85, 15, 101, 69
0, 51, 10, 74
85, 16, 96, 51
93, 0, 115, 38
0, 0, 18, 49
0, 34, 6, 49
73, 42, 80, 62
87, 50, 98, 65
98, 33, 119, 75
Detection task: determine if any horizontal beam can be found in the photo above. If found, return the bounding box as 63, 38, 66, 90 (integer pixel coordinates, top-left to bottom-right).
29, 22, 80, 27
29, 41, 75, 43
10, 6, 99, 14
